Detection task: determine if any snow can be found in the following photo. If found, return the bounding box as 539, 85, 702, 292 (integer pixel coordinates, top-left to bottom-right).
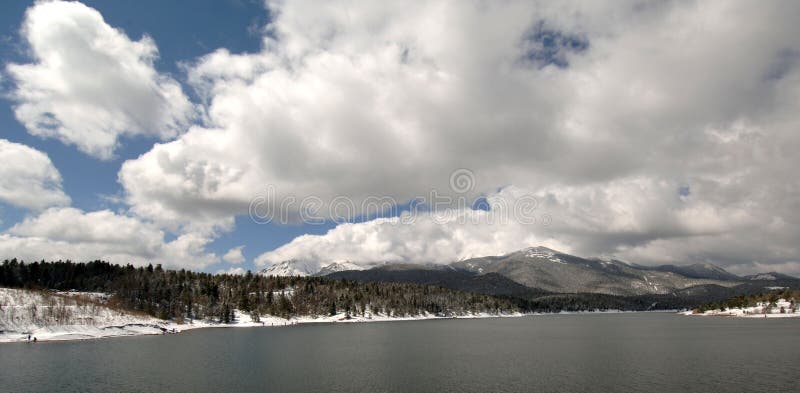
681, 299, 800, 318
271, 287, 295, 298
523, 247, 565, 264
260, 260, 366, 277
0, 287, 527, 343
642, 275, 659, 291
464, 262, 485, 273
748, 273, 779, 280
0, 288, 172, 343
259, 259, 321, 277
315, 261, 364, 276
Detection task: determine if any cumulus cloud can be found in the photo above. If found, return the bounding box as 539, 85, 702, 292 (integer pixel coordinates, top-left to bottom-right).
215, 267, 247, 276
222, 245, 245, 264
6, 0, 196, 159
256, 181, 800, 275
0, 207, 218, 269
118, 0, 574, 230
114, 1, 800, 274
254, 188, 558, 269
0, 138, 70, 210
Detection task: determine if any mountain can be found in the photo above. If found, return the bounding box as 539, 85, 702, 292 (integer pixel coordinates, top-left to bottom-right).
642, 263, 741, 281
451, 247, 740, 296
262, 247, 797, 302
259, 259, 321, 276
327, 263, 547, 298
744, 272, 798, 281
260, 247, 800, 311
260, 260, 369, 277
314, 261, 364, 276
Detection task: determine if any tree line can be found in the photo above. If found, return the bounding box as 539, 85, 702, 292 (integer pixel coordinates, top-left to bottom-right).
0, 259, 522, 323
693, 288, 798, 313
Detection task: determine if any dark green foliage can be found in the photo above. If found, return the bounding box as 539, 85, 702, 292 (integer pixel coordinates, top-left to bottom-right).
693, 288, 799, 313
0, 259, 521, 322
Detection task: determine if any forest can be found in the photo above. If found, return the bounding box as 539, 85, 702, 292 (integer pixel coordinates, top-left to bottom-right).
693, 288, 799, 313
0, 259, 523, 323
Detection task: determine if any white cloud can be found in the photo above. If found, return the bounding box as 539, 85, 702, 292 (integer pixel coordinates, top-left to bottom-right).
222, 245, 245, 264
1, 207, 218, 269
82, 0, 800, 274
215, 267, 247, 276
255, 209, 551, 271
0, 138, 70, 210
0, 0, 795, 275
256, 181, 800, 276
118, 0, 571, 230
6, 0, 196, 159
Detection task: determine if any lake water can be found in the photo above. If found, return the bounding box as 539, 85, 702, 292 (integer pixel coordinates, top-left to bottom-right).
2, 313, 798, 392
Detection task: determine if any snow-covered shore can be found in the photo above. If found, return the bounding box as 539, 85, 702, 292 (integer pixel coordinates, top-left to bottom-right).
681, 299, 800, 318
15, 286, 789, 344
1, 288, 173, 343
0, 288, 525, 343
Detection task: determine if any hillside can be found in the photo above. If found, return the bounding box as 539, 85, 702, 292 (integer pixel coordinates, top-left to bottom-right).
641, 263, 741, 281
451, 247, 741, 296
0, 288, 169, 341
263, 247, 753, 298
328, 264, 547, 298
686, 288, 800, 318
0, 259, 524, 337
743, 272, 799, 281
257, 247, 800, 310
316, 247, 800, 310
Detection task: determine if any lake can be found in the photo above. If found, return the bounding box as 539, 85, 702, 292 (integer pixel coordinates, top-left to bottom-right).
2, 313, 798, 392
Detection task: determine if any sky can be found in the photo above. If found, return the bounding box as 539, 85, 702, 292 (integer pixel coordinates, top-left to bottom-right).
1, 0, 799, 276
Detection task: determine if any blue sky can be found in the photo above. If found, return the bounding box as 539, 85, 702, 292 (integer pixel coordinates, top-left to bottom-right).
0, 0, 333, 272
1, 1, 799, 276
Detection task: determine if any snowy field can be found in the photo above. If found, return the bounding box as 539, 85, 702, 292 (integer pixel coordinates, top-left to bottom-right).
681, 299, 800, 318
0, 288, 525, 343
0, 288, 174, 342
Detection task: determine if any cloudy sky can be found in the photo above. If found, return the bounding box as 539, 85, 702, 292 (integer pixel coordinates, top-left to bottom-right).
1, 0, 799, 276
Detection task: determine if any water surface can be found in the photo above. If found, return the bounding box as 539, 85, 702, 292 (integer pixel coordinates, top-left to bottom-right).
2, 313, 798, 392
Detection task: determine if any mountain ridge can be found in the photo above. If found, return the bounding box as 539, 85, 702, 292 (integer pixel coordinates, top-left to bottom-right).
449, 247, 746, 296
258, 247, 799, 301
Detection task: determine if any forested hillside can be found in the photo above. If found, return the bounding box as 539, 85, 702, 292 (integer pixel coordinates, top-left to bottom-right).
693, 288, 799, 313
0, 260, 521, 323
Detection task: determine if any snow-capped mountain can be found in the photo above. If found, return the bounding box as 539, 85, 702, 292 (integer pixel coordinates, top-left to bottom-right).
259, 260, 365, 277
314, 261, 364, 276
258, 247, 799, 301
450, 247, 741, 296
259, 260, 321, 277
255, 246, 800, 297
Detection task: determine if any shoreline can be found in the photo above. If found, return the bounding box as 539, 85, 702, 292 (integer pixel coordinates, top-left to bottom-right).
679, 298, 800, 318
3, 287, 695, 344
680, 310, 800, 318
9, 307, 796, 345
1, 308, 693, 344
0, 310, 530, 344
6, 284, 796, 344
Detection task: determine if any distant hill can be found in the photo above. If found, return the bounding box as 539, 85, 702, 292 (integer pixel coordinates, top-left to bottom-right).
260, 260, 370, 277
450, 247, 739, 296
328, 264, 547, 298
261, 247, 800, 310
641, 263, 741, 281
1, 260, 525, 324
744, 272, 798, 281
